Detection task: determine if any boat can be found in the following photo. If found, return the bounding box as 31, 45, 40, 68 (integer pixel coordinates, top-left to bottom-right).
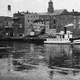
44, 38, 70, 44
44, 31, 72, 44
69, 37, 80, 44
73, 39, 80, 44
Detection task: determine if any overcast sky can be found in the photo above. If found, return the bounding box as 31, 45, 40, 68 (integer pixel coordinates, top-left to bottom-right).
0, 0, 80, 16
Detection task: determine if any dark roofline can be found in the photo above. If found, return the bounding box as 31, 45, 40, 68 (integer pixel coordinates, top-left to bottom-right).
33, 19, 45, 23
0, 16, 12, 18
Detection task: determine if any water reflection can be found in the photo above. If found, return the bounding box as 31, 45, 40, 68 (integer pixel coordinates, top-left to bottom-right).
0, 41, 80, 74
47, 44, 80, 69
48, 70, 54, 80
71, 45, 80, 69
0, 41, 12, 58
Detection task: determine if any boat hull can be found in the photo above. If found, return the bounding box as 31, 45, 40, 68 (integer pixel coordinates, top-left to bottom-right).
44, 41, 71, 44
44, 39, 80, 44
72, 40, 80, 44
44, 38, 71, 44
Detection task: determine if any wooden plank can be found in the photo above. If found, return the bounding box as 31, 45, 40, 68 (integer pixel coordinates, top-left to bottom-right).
51, 66, 80, 71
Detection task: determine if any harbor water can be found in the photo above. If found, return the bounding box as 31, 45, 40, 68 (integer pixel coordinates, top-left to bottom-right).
0, 41, 80, 80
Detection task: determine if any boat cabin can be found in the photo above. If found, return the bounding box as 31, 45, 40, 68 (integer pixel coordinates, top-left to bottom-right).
56, 31, 72, 40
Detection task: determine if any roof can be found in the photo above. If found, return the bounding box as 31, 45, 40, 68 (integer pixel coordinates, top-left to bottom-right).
39, 9, 68, 16
53, 9, 68, 15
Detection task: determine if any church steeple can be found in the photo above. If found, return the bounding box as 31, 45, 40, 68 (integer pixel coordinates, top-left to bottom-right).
48, 0, 54, 13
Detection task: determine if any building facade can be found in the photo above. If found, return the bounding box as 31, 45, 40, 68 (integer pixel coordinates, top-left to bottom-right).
32, 19, 49, 36
13, 0, 80, 37
0, 16, 13, 38
13, 11, 40, 37
13, 12, 25, 37
24, 12, 39, 36
39, 0, 80, 37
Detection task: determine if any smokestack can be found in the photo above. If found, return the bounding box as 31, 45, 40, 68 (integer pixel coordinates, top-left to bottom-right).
64, 27, 67, 34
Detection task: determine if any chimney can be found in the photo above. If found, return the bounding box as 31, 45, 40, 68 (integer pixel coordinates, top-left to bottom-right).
64, 27, 67, 34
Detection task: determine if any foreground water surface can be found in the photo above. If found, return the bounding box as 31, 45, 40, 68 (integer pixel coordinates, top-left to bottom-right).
0, 41, 80, 79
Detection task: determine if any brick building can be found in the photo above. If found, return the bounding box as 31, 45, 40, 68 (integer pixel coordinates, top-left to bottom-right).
13, 12, 25, 37
13, 11, 41, 36
0, 16, 13, 38
13, 0, 80, 37
39, 0, 80, 37
32, 19, 48, 35
24, 12, 39, 36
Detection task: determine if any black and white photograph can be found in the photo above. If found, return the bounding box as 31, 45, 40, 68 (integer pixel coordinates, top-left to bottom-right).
0, 0, 80, 80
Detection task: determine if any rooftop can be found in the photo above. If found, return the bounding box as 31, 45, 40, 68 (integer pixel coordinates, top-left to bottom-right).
39, 9, 80, 16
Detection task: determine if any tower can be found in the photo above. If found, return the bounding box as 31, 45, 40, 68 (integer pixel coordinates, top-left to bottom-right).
7, 4, 11, 16
48, 0, 54, 13
7, 0, 13, 17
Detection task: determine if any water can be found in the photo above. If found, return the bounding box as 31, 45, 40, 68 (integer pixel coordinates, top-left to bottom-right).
0, 41, 80, 79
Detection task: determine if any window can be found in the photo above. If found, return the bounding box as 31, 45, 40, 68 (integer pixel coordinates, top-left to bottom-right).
28, 20, 29, 22
19, 24, 22, 28
54, 19, 56, 24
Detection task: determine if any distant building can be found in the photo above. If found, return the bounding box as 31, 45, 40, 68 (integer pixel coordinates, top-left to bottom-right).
13, 11, 40, 36
0, 16, 13, 38
32, 19, 49, 35
48, 0, 54, 13
39, 0, 80, 37
13, 0, 80, 37
24, 12, 39, 36
13, 12, 25, 37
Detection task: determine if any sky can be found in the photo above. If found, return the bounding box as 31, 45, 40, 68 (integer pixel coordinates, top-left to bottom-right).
0, 0, 80, 16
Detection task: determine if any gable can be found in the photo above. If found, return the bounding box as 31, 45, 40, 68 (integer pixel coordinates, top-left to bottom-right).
54, 9, 68, 15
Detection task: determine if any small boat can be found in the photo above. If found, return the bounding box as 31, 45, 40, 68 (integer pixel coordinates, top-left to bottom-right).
73, 39, 80, 44
69, 37, 80, 44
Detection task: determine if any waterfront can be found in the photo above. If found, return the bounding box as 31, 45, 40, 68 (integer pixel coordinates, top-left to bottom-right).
0, 41, 80, 80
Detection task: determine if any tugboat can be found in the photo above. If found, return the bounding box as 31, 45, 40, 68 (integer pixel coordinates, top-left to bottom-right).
44, 26, 73, 44
44, 31, 72, 44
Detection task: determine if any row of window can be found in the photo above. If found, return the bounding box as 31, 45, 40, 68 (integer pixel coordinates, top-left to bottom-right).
26, 15, 38, 18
